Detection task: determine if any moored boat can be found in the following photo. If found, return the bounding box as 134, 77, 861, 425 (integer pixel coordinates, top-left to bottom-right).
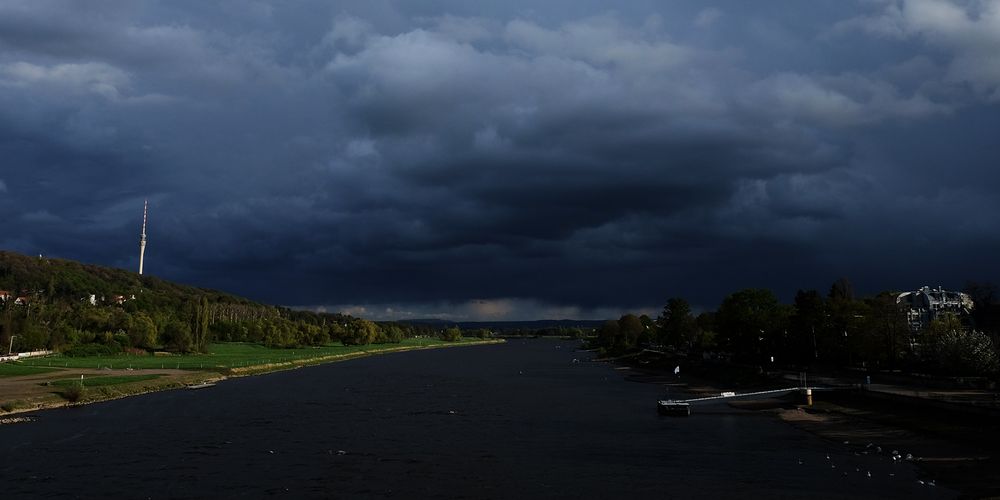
657, 400, 691, 416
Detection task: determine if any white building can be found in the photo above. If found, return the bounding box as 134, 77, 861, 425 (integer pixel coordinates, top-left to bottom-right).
896, 286, 974, 333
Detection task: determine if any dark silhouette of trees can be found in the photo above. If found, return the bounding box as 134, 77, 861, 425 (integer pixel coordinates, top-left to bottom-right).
861, 292, 909, 370
162, 319, 193, 353
618, 314, 644, 351
657, 298, 696, 350
440, 326, 462, 342
790, 290, 825, 365
716, 289, 789, 365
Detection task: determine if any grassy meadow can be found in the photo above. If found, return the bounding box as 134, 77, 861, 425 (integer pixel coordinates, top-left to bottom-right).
0, 364, 60, 377
15, 338, 484, 372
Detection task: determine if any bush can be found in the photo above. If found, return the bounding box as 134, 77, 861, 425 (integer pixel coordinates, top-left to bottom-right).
342, 319, 379, 345
930, 329, 999, 376
440, 327, 462, 342
377, 325, 405, 344
0, 400, 27, 412
63, 343, 118, 357
61, 381, 87, 402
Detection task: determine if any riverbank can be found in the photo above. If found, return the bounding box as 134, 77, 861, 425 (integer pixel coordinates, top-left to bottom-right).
611, 354, 998, 499
0, 338, 504, 419
776, 391, 1000, 499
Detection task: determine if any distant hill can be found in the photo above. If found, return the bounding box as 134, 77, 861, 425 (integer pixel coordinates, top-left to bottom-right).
0, 250, 360, 352
0, 250, 260, 309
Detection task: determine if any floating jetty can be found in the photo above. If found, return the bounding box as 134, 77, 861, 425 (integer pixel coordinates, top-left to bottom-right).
659, 387, 819, 416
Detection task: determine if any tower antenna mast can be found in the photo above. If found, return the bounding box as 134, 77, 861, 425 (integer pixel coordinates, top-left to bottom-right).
138, 200, 148, 275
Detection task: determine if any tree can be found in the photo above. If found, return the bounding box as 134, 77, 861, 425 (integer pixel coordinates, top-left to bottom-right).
162, 319, 193, 353
18, 320, 49, 351
965, 282, 1000, 335
379, 324, 405, 343
190, 297, 211, 352
693, 312, 717, 352
827, 279, 865, 366
829, 277, 854, 302
129, 312, 158, 348
862, 292, 908, 370
596, 319, 622, 352
618, 314, 644, 351
440, 326, 462, 342
925, 313, 998, 375
657, 298, 696, 350
790, 290, 825, 364
342, 319, 379, 345
715, 289, 787, 364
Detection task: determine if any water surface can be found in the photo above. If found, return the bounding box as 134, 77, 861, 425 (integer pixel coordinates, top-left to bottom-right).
0, 340, 953, 498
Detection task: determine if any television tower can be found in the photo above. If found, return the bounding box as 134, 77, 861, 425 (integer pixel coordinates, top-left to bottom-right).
138, 199, 148, 275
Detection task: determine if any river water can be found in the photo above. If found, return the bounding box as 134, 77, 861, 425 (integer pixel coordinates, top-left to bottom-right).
0, 340, 954, 499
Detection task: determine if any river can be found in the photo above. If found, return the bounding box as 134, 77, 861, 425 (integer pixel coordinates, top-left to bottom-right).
0, 339, 953, 499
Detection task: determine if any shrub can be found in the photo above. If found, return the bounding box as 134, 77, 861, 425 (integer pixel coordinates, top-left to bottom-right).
342, 319, 379, 345
1, 400, 27, 412
440, 327, 462, 342
930, 329, 999, 376
63, 343, 118, 357
62, 381, 87, 402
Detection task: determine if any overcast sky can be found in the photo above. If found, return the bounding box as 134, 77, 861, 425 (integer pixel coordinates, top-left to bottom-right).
2, 0, 999, 320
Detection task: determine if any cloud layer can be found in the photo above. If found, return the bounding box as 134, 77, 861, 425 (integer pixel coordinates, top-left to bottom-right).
2, 1, 998, 319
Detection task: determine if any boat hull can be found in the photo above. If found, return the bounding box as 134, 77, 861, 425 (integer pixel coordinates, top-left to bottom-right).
657, 400, 691, 416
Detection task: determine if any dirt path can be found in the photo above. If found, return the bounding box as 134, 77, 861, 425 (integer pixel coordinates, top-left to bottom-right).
1, 368, 212, 410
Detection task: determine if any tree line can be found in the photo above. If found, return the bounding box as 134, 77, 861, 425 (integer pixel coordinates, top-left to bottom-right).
592, 278, 1000, 378
0, 251, 465, 355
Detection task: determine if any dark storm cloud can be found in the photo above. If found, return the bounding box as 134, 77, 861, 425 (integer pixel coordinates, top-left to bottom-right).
2, 0, 999, 320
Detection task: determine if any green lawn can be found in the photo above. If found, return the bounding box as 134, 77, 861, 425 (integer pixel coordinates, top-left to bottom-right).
48, 374, 163, 388
18, 338, 484, 372
0, 364, 60, 377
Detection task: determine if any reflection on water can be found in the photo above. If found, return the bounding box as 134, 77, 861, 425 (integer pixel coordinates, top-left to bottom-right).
0, 340, 952, 499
